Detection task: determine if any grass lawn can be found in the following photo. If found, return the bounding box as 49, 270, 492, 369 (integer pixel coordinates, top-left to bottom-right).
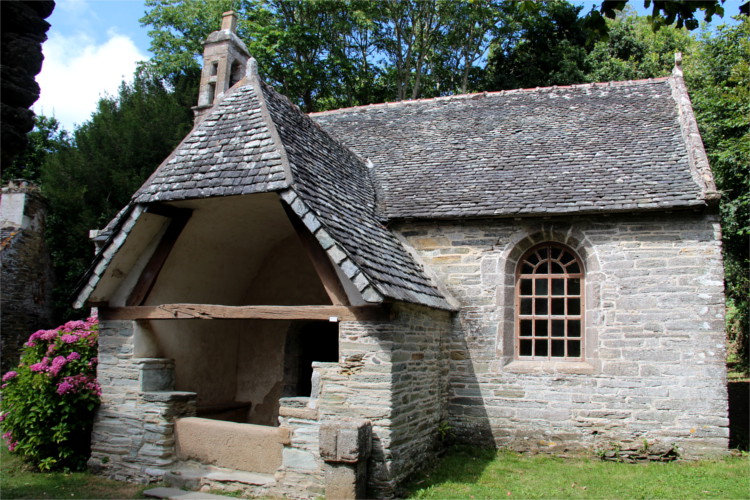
0, 447, 147, 499
1, 446, 747, 499
403, 446, 750, 499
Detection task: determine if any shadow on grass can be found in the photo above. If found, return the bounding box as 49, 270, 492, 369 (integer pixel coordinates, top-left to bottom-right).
728, 380, 749, 451
399, 445, 497, 498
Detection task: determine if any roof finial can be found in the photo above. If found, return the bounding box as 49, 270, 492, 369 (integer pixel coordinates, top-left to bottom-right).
673, 52, 683, 77
221, 11, 237, 33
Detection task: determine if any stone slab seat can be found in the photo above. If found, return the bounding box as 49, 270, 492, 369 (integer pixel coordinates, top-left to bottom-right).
175, 417, 285, 474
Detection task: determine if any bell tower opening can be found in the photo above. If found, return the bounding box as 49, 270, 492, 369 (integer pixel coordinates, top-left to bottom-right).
193, 10, 251, 123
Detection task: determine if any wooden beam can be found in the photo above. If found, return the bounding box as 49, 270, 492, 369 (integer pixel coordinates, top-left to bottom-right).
282, 203, 350, 306
126, 211, 191, 306
99, 304, 389, 322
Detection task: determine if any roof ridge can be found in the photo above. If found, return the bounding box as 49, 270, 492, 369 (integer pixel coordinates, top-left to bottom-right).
310, 76, 672, 117
258, 80, 389, 216
249, 68, 294, 186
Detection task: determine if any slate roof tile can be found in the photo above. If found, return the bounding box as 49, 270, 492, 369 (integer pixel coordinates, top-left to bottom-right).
134, 85, 291, 203
259, 81, 448, 306
311, 78, 708, 219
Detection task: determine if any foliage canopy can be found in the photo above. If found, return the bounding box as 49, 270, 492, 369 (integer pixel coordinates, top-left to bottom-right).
40, 73, 195, 319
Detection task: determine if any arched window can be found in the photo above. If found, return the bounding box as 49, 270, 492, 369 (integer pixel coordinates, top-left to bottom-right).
516, 243, 583, 360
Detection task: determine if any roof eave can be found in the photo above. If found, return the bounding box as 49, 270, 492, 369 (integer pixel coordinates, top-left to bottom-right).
384, 200, 712, 224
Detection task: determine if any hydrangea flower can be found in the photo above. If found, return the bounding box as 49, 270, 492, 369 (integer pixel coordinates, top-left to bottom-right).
61, 320, 86, 332
56, 381, 74, 395
49, 356, 67, 377
29, 357, 50, 373
39, 330, 58, 341
1, 314, 100, 468
61, 334, 78, 344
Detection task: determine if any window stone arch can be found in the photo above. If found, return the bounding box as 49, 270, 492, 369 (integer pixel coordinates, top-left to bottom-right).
497, 224, 601, 370
515, 243, 584, 360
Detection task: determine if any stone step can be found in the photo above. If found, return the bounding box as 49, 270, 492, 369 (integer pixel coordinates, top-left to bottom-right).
143, 486, 234, 500
163, 461, 277, 497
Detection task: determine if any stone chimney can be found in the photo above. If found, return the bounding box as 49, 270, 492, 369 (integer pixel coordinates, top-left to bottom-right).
193, 11, 251, 123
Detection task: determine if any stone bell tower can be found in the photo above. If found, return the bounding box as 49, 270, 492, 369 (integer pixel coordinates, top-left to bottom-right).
193, 11, 250, 123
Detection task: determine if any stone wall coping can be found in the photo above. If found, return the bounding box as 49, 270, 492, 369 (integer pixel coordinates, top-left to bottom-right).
279, 405, 319, 420
135, 358, 175, 367
504, 360, 595, 375
142, 391, 197, 403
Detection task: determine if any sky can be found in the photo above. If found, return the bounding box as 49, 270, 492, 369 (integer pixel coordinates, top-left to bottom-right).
34, 0, 746, 132
34, 0, 152, 130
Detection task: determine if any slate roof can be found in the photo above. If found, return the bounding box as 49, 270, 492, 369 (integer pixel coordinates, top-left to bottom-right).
83, 71, 450, 310
259, 81, 448, 307
312, 78, 712, 219
134, 85, 290, 203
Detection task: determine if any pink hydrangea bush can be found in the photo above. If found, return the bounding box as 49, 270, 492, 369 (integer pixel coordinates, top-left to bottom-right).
0, 314, 100, 471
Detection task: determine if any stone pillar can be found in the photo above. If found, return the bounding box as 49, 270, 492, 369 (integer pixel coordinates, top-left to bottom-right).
89, 321, 197, 482
319, 419, 372, 500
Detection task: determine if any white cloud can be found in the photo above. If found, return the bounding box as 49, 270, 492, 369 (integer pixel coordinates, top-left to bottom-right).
34, 30, 146, 131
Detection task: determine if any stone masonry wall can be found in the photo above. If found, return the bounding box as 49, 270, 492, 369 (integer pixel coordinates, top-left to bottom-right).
397, 211, 728, 457
89, 321, 196, 482
274, 399, 326, 499
316, 303, 452, 497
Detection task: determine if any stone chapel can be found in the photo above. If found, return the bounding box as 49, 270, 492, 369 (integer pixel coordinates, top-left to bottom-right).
74, 12, 728, 499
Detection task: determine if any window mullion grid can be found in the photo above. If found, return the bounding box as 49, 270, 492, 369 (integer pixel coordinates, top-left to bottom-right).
516, 244, 584, 361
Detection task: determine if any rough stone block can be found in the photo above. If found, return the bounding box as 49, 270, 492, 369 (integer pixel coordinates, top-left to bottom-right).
137, 359, 175, 392
282, 448, 318, 472
324, 462, 367, 500
319, 419, 372, 464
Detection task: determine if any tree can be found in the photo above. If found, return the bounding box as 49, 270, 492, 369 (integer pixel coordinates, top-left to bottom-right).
372, 0, 448, 100
139, 0, 732, 109
685, 16, 750, 372
141, 0, 364, 112
585, 0, 730, 34
432, 0, 502, 95
1, 115, 72, 184
41, 74, 195, 320
485, 1, 590, 91
139, 0, 251, 79
585, 11, 696, 82
260, 0, 355, 111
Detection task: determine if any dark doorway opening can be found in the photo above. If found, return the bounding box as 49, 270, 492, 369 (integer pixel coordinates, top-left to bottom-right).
283, 321, 338, 397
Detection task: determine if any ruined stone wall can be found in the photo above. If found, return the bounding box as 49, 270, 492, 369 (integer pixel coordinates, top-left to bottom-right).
274, 400, 326, 498
397, 211, 728, 457
316, 303, 452, 497
1, 182, 54, 373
